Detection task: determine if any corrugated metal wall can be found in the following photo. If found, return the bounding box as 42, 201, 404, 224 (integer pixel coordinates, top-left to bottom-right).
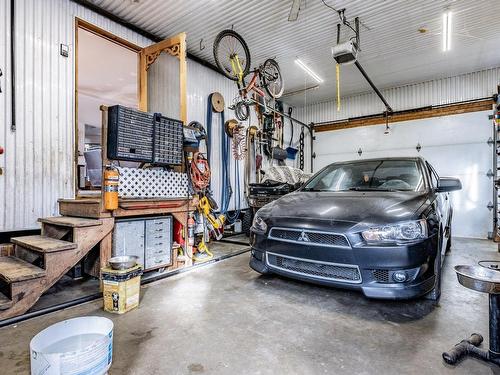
0, 0, 11, 231
0, 0, 244, 231
295, 67, 500, 124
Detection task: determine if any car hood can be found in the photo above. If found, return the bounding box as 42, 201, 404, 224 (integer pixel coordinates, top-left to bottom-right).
260, 190, 430, 226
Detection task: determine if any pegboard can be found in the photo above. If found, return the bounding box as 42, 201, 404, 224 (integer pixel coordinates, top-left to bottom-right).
117, 167, 189, 199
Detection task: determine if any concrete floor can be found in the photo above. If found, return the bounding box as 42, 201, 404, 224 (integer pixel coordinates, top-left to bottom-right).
31, 238, 249, 312
1, 237, 500, 374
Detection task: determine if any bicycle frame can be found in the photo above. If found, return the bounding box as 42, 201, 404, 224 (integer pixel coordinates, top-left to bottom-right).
230, 55, 265, 99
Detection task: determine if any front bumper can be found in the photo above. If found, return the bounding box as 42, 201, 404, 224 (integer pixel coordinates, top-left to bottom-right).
249, 228, 438, 300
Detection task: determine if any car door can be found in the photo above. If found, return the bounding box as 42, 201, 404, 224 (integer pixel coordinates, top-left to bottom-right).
426, 161, 450, 257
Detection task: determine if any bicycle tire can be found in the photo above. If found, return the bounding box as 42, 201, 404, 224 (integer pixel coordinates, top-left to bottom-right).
213, 30, 251, 81
262, 58, 284, 98
235, 100, 250, 121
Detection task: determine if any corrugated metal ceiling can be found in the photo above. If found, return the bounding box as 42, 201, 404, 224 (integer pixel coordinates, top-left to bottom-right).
87, 0, 500, 105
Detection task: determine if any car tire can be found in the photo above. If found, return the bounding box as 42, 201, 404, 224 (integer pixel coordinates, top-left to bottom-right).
445, 227, 452, 254
425, 237, 443, 301
242, 209, 254, 237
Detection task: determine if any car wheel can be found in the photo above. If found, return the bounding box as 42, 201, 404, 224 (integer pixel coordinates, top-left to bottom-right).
242, 209, 254, 237
445, 226, 452, 254
425, 238, 443, 301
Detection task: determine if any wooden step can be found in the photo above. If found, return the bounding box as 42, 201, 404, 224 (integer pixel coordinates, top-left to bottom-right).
0, 291, 13, 310
11, 235, 77, 253
0, 256, 46, 283
38, 216, 102, 228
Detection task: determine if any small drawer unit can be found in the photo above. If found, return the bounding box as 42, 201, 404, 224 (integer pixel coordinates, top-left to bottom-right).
112, 216, 173, 270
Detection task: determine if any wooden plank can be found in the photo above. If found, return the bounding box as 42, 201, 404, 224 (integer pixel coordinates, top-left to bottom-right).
179, 32, 187, 123
0, 291, 13, 310
58, 199, 110, 218
0, 243, 14, 257
38, 216, 102, 228
315, 100, 494, 133
0, 256, 46, 283
11, 235, 77, 253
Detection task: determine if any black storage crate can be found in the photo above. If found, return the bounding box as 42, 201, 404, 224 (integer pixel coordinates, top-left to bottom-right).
107, 105, 183, 166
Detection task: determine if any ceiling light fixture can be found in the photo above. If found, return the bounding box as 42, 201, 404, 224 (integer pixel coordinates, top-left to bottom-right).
442, 11, 452, 51
295, 59, 324, 83
288, 0, 302, 21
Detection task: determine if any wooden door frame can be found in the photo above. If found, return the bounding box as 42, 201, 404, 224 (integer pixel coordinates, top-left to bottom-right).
74, 18, 142, 196
138, 32, 187, 123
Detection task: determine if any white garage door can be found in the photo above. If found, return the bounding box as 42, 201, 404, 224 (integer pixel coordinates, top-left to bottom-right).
314, 110, 493, 239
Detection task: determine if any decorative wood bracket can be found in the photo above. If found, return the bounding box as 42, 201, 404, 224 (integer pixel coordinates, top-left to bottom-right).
145, 43, 181, 70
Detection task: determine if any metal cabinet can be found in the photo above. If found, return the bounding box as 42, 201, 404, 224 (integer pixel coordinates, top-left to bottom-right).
112, 216, 172, 270
145, 217, 172, 269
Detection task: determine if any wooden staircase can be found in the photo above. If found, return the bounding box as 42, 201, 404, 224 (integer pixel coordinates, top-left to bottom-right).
0, 216, 113, 320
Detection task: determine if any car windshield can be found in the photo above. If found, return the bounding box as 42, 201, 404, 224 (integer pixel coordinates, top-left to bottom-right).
303, 160, 425, 192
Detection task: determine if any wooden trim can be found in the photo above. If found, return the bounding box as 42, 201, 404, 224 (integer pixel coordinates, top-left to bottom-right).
139, 32, 188, 122
179, 33, 188, 123
315, 100, 494, 133
75, 18, 142, 52
74, 19, 141, 197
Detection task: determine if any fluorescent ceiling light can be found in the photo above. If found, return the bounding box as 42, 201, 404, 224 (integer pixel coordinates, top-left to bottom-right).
295, 59, 324, 83
442, 11, 452, 51
288, 0, 301, 21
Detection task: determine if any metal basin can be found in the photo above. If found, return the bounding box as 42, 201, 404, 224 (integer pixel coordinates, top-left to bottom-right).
455, 265, 500, 294
108, 255, 138, 270
478, 260, 500, 271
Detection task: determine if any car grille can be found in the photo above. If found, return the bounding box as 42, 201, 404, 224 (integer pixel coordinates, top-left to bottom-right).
371, 269, 390, 283
268, 228, 350, 248
267, 252, 361, 284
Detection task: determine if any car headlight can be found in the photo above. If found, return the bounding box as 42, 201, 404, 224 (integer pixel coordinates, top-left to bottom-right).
251, 215, 268, 233
362, 219, 427, 243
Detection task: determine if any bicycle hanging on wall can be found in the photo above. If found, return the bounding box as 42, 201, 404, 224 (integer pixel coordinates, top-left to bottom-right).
213, 29, 284, 121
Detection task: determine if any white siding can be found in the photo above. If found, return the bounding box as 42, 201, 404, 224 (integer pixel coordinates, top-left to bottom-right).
0, 0, 244, 231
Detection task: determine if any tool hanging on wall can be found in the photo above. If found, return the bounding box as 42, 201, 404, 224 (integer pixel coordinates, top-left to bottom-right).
190, 152, 211, 193
286, 107, 299, 160
206, 92, 226, 165
103, 165, 119, 210
198, 195, 225, 239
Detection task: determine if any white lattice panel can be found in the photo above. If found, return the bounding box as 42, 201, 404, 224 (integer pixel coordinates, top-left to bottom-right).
118, 167, 189, 199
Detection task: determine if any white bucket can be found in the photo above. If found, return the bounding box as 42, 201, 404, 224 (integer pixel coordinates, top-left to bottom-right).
30, 316, 114, 375
233, 219, 242, 233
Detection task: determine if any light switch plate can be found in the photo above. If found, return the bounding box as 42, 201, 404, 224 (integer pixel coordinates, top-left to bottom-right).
60, 44, 69, 57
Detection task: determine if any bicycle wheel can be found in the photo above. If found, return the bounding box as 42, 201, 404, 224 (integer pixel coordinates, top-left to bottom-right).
261, 58, 284, 98
213, 30, 251, 81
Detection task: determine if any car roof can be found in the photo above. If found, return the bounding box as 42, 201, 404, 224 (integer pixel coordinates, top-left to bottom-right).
329, 156, 425, 165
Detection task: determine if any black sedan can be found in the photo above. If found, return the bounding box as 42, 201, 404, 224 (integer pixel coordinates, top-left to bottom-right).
249, 157, 462, 300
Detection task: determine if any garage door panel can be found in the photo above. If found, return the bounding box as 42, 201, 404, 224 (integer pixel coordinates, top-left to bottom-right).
313, 112, 492, 238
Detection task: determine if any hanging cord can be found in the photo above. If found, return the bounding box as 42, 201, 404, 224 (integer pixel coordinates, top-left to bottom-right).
232, 125, 247, 160
206, 95, 213, 164
190, 152, 211, 193
336, 63, 341, 112
221, 118, 241, 224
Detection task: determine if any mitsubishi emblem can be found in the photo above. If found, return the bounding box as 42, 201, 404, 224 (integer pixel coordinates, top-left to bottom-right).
298, 231, 310, 242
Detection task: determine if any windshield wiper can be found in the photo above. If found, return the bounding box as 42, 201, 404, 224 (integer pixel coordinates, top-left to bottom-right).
348, 187, 397, 192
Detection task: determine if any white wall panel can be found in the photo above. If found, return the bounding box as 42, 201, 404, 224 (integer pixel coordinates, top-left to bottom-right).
314, 111, 493, 239
0, 0, 247, 231
0, 0, 152, 232
0, 0, 11, 231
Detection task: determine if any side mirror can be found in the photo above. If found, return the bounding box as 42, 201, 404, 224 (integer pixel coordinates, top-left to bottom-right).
436, 177, 462, 192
